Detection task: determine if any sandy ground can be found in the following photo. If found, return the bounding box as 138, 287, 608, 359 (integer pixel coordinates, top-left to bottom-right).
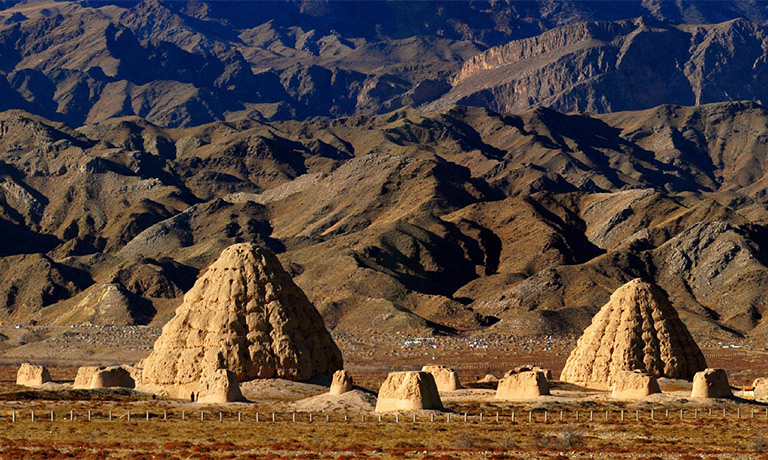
288, 389, 378, 413
239, 377, 328, 403
2, 327, 768, 457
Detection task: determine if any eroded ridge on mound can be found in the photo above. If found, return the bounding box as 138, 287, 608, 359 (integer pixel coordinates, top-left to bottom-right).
560, 279, 706, 389
140, 243, 343, 399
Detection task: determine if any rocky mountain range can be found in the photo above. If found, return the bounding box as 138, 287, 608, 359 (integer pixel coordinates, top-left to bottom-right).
2, 100, 768, 343
1, 1, 768, 126
433, 17, 768, 114
3, 0, 768, 345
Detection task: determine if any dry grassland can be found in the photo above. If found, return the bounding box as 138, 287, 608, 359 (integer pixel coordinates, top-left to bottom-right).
0, 343, 767, 458
1, 414, 768, 459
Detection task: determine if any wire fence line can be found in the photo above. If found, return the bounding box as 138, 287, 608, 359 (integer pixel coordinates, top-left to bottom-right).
4, 407, 767, 424
433, 352, 742, 373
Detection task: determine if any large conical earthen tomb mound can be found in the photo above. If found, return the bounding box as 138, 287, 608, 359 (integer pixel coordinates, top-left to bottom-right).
560, 279, 706, 389
140, 243, 343, 399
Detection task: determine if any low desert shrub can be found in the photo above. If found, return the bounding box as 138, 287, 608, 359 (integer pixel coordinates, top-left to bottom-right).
753, 431, 768, 452
559, 428, 584, 449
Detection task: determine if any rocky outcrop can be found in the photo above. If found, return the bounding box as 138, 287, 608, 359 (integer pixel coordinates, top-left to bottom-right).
561, 279, 707, 389
452, 22, 619, 85
691, 369, 732, 398
16, 363, 51, 387
496, 370, 550, 399
421, 365, 461, 392
375, 371, 443, 412
611, 370, 661, 400
439, 18, 768, 115
140, 243, 342, 400
330, 370, 353, 396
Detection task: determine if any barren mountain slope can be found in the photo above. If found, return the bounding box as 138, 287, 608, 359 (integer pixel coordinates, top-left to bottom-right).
434, 18, 768, 115
0, 1, 768, 125
1, 102, 768, 342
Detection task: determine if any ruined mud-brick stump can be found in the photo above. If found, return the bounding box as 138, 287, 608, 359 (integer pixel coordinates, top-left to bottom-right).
376, 371, 443, 412
421, 365, 461, 392
496, 370, 550, 399
16, 363, 51, 387
611, 370, 661, 400
691, 369, 731, 398
330, 370, 353, 396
